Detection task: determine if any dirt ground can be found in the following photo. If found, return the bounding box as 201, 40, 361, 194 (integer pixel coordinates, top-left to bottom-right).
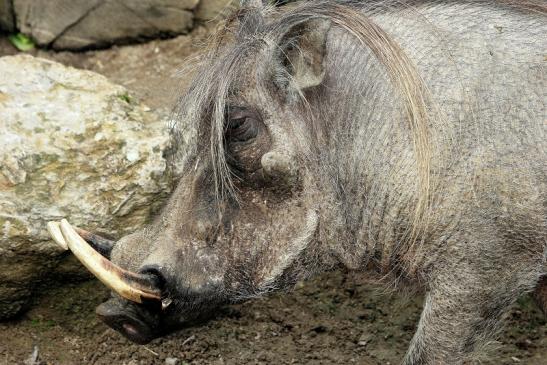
0, 272, 546, 365
0, 28, 546, 365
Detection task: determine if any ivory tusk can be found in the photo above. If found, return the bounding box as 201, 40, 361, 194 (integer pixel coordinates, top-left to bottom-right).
59, 219, 161, 303
75, 227, 115, 257
47, 221, 68, 250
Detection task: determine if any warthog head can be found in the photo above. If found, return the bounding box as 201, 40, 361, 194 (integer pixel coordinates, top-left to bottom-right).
48, 0, 442, 343
49, 1, 346, 344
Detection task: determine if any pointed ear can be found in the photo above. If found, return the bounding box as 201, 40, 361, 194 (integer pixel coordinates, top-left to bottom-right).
274, 18, 331, 93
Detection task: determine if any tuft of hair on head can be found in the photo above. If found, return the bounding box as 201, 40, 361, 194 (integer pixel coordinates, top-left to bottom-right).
236, 7, 266, 39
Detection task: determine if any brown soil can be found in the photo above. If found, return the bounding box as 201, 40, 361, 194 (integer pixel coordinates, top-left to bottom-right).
0, 29, 546, 365
0, 272, 546, 365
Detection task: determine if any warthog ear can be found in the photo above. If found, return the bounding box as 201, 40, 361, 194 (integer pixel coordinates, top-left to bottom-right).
274, 18, 331, 94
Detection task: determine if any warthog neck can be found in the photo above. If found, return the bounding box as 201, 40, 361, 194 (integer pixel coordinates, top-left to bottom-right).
309, 26, 421, 274
306, 1, 546, 278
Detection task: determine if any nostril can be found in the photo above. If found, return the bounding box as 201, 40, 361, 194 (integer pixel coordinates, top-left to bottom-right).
139, 265, 167, 290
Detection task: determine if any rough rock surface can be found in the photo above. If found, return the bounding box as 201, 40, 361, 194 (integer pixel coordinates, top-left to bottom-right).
2, 0, 237, 49
0, 0, 15, 32
0, 54, 173, 319
13, 0, 199, 49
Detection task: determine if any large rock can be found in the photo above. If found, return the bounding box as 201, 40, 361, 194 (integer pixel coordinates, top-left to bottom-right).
13, 0, 199, 49
0, 0, 15, 32
0, 55, 173, 319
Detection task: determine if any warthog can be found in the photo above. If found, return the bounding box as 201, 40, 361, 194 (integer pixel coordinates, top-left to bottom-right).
48, 0, 546, 363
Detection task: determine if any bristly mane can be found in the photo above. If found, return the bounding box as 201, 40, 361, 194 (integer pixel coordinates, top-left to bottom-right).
169, 0, 546, 244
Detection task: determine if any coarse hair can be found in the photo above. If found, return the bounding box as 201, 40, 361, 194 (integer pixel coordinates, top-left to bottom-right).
169, 0, 546, 246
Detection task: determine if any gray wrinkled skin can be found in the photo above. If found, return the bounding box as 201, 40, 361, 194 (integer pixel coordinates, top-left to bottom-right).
108, 1, 546, 363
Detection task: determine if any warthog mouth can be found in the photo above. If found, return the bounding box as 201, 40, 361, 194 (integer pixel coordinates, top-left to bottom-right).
47, 220, 165, 304
96, 297, 163, 344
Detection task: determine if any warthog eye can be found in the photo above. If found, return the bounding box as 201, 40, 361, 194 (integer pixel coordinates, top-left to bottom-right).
226, 111, 259, 142
225, 107, 270, 174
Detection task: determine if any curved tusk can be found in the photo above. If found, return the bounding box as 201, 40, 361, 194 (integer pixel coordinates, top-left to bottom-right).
48, 222, 115, 257
47, 221, 68, 250
75, 227, 115, 258
59, 219, 161, 303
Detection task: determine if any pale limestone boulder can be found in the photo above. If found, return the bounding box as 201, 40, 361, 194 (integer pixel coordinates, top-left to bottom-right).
0, 55, 173, 319
13, 0, 199, 50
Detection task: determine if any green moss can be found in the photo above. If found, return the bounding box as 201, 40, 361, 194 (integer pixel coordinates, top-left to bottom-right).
117, 92, 133, 104
8, 33, 35, 52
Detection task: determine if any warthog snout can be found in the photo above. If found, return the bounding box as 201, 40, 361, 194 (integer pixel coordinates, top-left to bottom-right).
49, 221, 182, 343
